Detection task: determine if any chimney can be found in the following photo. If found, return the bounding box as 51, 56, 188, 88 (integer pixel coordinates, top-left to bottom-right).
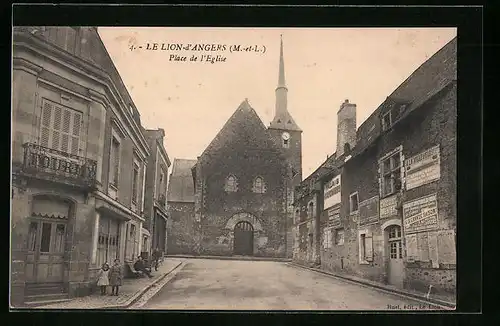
336, 99, 357, 158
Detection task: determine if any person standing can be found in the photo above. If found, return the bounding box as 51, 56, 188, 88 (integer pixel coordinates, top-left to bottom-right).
109, 259, 123, 296
152, 247, 160, 271
96, 263, 110, 295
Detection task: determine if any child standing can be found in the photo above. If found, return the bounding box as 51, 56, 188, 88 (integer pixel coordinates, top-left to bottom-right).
97, 263, 110, 295
109, 258, 123, 296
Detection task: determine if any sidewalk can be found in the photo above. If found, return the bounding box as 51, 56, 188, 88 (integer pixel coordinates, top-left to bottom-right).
166, 254, 292, 262
34, 258, 184, 309
288, 262, 456, 309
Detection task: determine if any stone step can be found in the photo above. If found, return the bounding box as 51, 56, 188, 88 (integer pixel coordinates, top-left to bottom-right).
25, 284, 66, 296
25, 293, 69, 304
25, 298, 72, 308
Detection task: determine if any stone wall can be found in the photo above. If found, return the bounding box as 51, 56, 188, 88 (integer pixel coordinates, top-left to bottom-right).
167, 202, 196, 254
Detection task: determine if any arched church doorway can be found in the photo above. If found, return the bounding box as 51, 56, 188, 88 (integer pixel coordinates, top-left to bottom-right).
233, 221, 254, 256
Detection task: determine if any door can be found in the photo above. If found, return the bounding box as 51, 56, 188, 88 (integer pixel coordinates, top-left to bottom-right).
25, 220, 67, 283
233, 221, 254, 256
387, 225, 404, 288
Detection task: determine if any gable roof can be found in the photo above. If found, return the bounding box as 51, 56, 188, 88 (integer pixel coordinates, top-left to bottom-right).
167, 158, 197, 203
200, 99, 283, 160
298, 36, 457, 197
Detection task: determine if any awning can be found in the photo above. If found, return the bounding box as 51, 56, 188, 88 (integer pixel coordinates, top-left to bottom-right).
96, 198, 132, 222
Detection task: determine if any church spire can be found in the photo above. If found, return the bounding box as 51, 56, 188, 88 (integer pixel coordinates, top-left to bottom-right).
269, 35, 301, 132
277, 34, 286, 89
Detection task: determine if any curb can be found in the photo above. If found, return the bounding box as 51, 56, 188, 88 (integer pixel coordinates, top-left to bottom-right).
104, 261, 184, 310
287, 262, 456, 310
166, 254, 292, 263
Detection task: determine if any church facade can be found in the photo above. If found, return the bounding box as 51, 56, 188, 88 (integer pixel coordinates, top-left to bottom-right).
168, 37, 302, 258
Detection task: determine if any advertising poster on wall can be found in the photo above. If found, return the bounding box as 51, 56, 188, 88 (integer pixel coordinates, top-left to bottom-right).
323, 175, 341, 209
379, 194, 398, 219
358, 195, 379, 226
402, 193, 438, 234
405, 145, 440, 190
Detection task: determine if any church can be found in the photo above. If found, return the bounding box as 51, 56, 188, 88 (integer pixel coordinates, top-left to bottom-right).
167, 37, 302, 257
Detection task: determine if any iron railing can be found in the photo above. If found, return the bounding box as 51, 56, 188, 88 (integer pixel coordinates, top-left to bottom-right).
23, 143, 97, 187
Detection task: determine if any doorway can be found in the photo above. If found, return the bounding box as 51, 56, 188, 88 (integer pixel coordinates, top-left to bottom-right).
233, 221, 254, 256
386, 225, 404, 288
25, 219, 67, 284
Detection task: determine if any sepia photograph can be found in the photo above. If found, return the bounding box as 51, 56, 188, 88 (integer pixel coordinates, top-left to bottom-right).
11, 24, 458, 311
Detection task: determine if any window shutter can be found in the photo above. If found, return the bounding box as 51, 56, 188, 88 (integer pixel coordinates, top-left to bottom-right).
52, 106, 62, 150
365, 233, 374, 261
70, 112, 81, 155
60, 109, 71, 153
41, 101, 53, 147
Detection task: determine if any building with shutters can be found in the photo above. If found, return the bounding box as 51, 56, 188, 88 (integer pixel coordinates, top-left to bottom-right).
10, 26, 161, 306
170, 36, 302, 258
293, 37, 457, 297
142, 128, 171, 257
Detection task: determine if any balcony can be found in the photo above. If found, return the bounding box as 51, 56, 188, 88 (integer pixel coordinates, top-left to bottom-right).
21, 143, 97, 189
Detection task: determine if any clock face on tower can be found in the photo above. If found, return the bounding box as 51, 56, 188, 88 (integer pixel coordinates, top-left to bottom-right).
282, 132, 290, 140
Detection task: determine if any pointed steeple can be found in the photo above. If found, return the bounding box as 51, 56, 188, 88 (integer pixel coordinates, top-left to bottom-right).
277, 34, 286, 89
269, 35, 301, 132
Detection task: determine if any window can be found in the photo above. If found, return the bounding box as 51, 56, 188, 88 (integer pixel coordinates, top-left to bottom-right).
382, 111, 392, 131
349, 192, 359, 213
28, 222, 38, 251
97, 217, 120, 267
335, 229, 345, 246
283, 139, 290, 148
40, 100, 82, 155
308, 202, 314, 219
132, 162, 139, 204
380, 149, 402, 197
359, 231, 374, 263
323, 228, 333, 249
253, 177, 265, 194
54, 224, 66, 253
110, 136, 120, 187
40, 223, 52, 253
388, 225, 403, 259
225, 175, 238, 192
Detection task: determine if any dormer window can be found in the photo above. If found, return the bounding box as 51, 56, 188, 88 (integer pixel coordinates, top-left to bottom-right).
382, 111, 393, 131
225, 175, 238, 192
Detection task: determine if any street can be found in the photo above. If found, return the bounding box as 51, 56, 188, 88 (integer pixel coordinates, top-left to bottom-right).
140, 258, 445, 310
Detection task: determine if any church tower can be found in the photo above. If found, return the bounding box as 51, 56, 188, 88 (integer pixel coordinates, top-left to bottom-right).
268, 35, 303, 185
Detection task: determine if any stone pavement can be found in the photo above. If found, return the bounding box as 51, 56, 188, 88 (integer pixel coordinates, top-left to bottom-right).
35, 258, 184, 309
289, 262, 456, 308
140, 258, 453, 310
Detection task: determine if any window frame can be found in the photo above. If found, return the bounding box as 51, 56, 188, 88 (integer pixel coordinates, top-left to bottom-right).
131, 159, 140, 205
283, 138, 290, 148
253, 176, 265, 194
335, 228, 345, 246
109, 131, 121, 189
379, 147, 403, 198
358, 229, 373, 264
349, 191, 359, 214
382, 110, 393, 131
225, 174, 238, 192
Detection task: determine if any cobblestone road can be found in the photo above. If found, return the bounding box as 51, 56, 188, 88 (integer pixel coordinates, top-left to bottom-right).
140, 258, 448, 311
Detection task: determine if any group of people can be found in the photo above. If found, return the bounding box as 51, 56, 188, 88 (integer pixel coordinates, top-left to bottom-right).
96, 248, 163, 296
96, 259, 123, 296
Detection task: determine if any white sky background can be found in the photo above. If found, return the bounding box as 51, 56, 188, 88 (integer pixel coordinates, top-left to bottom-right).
98, 27, 457, 179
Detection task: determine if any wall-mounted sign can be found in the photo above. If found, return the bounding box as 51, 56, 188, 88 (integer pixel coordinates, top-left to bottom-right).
403, 193, 438, 234
327, 206, 341, 228
380, 194, 398, 219
358, 195, 379, 226
323, 175, 341, 209
405, 145, 441, 190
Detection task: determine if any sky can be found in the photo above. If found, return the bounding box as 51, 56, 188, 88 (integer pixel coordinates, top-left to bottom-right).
98, 27, 457, 179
